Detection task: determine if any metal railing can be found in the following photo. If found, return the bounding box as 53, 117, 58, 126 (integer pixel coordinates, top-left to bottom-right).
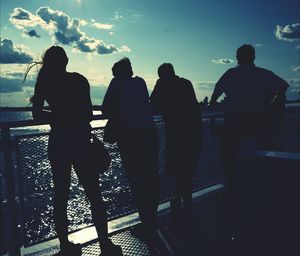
0, 109, 225, 256
1, 102, 298, 255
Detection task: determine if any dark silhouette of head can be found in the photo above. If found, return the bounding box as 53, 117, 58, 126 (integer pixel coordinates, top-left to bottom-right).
42, 46, 68, 72
236, 44, 255, 65
158, 63, 176, 79
30, 46, 68, 103
112, 58, 133, 78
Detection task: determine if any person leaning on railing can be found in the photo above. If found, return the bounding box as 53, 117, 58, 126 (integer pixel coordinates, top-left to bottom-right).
102, 58, 160, 246
150, 63, 202, 216
209, 44, 289, 238
27, 46, 122, 256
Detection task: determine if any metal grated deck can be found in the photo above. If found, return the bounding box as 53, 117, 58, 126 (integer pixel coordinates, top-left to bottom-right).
82, 229, 152, 256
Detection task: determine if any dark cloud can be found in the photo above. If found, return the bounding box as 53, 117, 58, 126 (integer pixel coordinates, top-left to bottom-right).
9, 7, 42, 29
287, 79, 300, 99
24, 29, 41, 38
76, 37, 95, 52
211, 58, 234, 64
0, 71, 35, 93
10, 7, 31, 20
37, 7, 82, 45
0, 38, 33, 64
288, 78, 300, 88
97, 43, 119, 54
275, 23, 300, 41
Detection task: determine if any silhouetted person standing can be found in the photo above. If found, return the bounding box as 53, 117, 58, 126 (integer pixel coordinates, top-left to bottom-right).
102, 58, 160, 244
30, 46, 122, 256
150, 63, 202, 214
210, 44, 289, 236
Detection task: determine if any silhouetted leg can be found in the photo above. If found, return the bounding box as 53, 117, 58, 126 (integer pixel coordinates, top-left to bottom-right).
174, 175, 192, 210
74, 161, 109, 244
51, 160, 72, 246
182, 176, 193, 212
73, 152, 122, 255
222, 133, 240, 237
144, 133, 160, 231
119, 129, 159, 237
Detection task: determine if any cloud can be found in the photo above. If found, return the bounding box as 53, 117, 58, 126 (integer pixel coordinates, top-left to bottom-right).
0, 38, 34, 64
295, 45, 300, 49
91, 22, 114, 30
0, 92, 32, 107
111, 10, 143, 22
275, 23, 300, 41
288, 78, 300, 88
9, 7, 49, 29
195, 81, 216, 90
287, 79, 300, 99
9, 6, 131, 55
76, 0, 82, 7
211, 58, 234, 64
255, 43, 263, 47
112, 11, 123, 21
0, 70, 35, 93
292, 66, 300, 72
119, 45, 131, 52
24, 29, 41, 38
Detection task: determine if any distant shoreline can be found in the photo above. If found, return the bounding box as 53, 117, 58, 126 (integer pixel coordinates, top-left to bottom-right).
0, 99, 299, 111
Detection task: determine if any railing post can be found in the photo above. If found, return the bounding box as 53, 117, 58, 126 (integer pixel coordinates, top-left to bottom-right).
2, 126, 21, 256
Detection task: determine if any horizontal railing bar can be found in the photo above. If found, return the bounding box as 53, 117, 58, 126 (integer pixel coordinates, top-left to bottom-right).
12, 126, 105, 140
0, 115, 104, 129
0, 99, 298, 112
256, 150, 300, 160
0, 113, 225, 130
0, 106, 103, 112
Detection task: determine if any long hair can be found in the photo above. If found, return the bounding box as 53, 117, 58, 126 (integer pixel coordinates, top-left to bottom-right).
27, 46, 68, 103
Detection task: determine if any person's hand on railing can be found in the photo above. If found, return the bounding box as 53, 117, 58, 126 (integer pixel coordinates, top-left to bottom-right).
209, 99, 218, 108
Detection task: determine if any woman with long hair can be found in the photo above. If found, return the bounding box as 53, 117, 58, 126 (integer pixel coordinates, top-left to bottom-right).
30, 46, 122, 255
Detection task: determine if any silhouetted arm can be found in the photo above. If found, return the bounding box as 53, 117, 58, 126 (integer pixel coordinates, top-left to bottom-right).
266, 72, 289, 107
210, 71, 229, 106
102, 78, 118, 118
271, 72, 289, 93
185, 79, 198, 105
150, 80, 163, 114
32, 81, 52, 122
81, 75, 93, 122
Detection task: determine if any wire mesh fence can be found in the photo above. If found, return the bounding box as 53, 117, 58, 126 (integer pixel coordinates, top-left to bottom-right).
0, 119, 224, 253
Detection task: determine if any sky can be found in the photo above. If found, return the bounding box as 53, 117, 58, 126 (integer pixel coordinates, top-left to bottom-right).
0, 0, 299, 107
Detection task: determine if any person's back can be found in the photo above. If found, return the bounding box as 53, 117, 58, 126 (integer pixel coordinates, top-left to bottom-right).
39, 72, 92, 132
209, 45, 289, 239
211, 44, 289, 115
30, 46, 122, 256
215, 64, 288, 114
110, 76, 154, 129
102, 58, 160, 244
151, 74, 201, 130
150, 63, 202, 214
